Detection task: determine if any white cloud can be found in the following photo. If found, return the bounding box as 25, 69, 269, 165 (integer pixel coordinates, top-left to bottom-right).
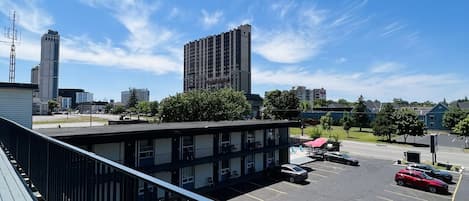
381, 22, 406, 37
335, 57, 347, 64
370, 62, 402, 73
253, 31, 323, 63
227, 18, 253, 29
0, 0, 54, 34
252, 65, 465, 102
271, 1, 296, 18
201, 10, 223, 28
168, 7, 181, 19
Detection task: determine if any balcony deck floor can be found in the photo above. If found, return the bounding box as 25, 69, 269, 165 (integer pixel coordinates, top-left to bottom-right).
0, 148, 33, 201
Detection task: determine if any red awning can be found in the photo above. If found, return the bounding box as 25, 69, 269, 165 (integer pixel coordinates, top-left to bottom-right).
303, 137, 328, 148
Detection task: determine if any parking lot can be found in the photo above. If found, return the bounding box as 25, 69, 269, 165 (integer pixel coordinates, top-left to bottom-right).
205, 156, 461, 201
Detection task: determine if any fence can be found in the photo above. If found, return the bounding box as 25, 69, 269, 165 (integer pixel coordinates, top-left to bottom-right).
0, 117, 212, 201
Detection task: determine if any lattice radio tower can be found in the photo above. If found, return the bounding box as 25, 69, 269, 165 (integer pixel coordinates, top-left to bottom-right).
2, 10, 20, 83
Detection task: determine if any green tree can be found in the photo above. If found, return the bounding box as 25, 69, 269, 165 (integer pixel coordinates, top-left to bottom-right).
159, 88, 251, 122
313, 98, 327, 108
337, 99, 351, 106
263, 90, 300, 120
104, 104, 113, 114
127, 88, 138, 108
393, 109, 425, 143
320, 112, 333, 137
112, 105, 126, 114
372, 103, 395, 141
453, 114, 469, 148
299, 101, 311, 112
443, 107, 467, 130
352, 95, 369, 132
48, 100, 59, 113
136, 101, 151, 116
341, 112, 353, 138
149, 101, 159, 116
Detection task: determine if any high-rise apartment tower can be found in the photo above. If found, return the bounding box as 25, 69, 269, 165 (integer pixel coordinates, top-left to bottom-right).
183, 24, 251, 94
39, 30, 60, 101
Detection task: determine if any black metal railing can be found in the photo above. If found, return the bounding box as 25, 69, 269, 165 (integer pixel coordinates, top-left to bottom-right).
0, 117, 212, 201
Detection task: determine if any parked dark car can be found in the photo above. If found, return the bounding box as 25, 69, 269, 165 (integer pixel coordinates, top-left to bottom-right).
406, 163, 453, 183
323, 152, 359, 166
395, 169, 448, 193
280, 164, 308, 183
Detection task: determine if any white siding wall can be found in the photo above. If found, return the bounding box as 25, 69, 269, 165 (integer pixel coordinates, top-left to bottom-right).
153, 171, 172, 199
255, 130, 264, 147
255, 153, 264, 172
230, 132, 241, 152
195, 135, 213, 158
194, 163, 213, 189
230, 157, 241, 178
0, 88, 33, 128
93, 143, 124, 163
154, 138, 172, 165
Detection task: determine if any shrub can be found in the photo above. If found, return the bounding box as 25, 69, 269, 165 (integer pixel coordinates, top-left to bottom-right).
309, 127, 323, 139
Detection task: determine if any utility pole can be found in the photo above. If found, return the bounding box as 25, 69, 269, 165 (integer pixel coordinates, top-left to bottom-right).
2, 10, 20, 82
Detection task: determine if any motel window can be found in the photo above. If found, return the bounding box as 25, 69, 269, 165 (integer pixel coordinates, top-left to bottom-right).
221, 133, 230, 142
181, 167, 194, 184
138, 140, 153, 159
183, 136, 193, 146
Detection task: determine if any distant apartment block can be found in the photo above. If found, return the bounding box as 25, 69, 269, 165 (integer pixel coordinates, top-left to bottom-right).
313, 88, 326, 101
58, 88, 85, 108
76, 91, 93, 103
183, 24, 251, 94
291, 86, 313, 102
59, 96, 72, 110
121, 88, 150, 105
39, 30, 60, 102
30, 65, 39, 85
38, 120, 297, 193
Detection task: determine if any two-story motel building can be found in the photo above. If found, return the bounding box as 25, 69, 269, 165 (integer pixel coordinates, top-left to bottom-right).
37, 120, 298, 193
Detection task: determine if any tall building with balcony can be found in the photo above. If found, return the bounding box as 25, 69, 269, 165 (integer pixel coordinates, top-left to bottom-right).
39, 30, 60, 102
291, 86, 313, 102
183, 24, 251, 94
121, 88, 150, 106
313, 88, 326, 101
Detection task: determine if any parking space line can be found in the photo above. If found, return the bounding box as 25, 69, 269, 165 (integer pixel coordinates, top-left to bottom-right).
309, 172, 328, 178
280, 181, 304, 188
384, 189, 428, 201
376, 195, 394, 201
313, 163, 346, 170
311, 167, 340, 174
247, 182, 287, 194
452, 173, 463, 201
227, 187, 264, 201
389, 184, 451, 200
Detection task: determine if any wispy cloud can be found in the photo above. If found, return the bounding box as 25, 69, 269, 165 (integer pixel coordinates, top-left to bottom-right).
370, 62, 403, 73
201, 10, 223, 28
168, 7, 181, 19
271, 0, 297, 18
0, 0, 53, 34
252, 64, 464, 101
381, 22, 406, 37
335, 57, 347, 64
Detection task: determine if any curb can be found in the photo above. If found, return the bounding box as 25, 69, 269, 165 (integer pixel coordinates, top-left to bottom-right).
452, 173, 463, 201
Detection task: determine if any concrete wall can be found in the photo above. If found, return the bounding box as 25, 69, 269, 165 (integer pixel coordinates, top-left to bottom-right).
230, 132, 242, 152
195, 135, 213, 158
154, 138, 172, 165
93, 142, 124, 163
194, 163, 213, 189
0, 88, 33, 128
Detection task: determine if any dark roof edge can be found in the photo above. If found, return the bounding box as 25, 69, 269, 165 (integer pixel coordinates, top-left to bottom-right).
0, 82, 38, 89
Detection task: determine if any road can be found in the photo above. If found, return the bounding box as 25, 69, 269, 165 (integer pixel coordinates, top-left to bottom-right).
341, 140, 469, 170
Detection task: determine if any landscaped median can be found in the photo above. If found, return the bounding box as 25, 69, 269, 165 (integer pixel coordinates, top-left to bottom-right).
290, 126, 382, 143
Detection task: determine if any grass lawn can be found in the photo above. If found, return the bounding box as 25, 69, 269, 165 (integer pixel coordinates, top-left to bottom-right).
33, 116, 109, 124
290, 126, 382, 143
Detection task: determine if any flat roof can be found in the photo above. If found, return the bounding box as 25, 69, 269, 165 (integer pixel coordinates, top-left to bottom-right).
0, 82, 38, 89
37, 120, 299, 139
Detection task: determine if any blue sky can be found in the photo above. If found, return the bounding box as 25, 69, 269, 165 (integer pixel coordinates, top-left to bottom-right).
0, 0, 468, 103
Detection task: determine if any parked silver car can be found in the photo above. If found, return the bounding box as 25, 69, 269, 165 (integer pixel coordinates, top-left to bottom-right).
280, 164, 308, 183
